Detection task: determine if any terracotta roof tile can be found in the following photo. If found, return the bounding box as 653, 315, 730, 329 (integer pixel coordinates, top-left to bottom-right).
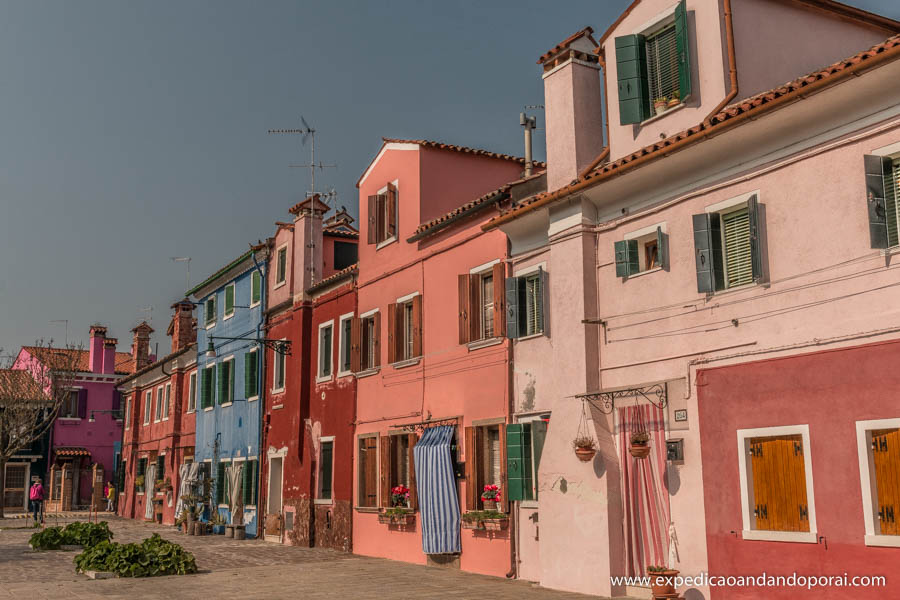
382, 138, 546, 167
21, 346, 135, 375
489, 34, 900, 227
536, 26, 598, 64
0, 369, 45, 400
306, 263, 358, 294
323, 226, 359, 239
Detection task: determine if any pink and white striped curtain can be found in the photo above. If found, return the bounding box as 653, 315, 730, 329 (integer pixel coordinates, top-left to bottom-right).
618, 403, 669, 577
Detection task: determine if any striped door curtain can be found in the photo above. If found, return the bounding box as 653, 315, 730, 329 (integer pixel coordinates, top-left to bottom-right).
618, 404, 670, 577
413, 425, 461, 554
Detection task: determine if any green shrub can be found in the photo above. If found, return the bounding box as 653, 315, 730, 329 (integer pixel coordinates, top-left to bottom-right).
74, 534, 198, 577
29, 521, 113, 550
29, 526, 66, 550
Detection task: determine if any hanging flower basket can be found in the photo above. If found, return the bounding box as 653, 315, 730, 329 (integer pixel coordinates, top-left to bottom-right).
629, 432, 651, 459
573, 435, 597, 462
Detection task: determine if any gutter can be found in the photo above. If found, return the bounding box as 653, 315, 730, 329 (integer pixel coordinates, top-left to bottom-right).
706, 0, 738, 119
483, 38, 900, 231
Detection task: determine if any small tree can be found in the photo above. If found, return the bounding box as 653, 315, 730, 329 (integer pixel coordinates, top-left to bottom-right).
0, 340, 81, 518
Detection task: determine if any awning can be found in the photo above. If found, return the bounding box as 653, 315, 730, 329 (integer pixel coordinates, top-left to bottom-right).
55, 447, 91, 457
413, 425, 461, 554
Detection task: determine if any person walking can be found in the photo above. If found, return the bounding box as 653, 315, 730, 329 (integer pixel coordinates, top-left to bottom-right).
106, 481, 115, 512
29, 479, 44, 524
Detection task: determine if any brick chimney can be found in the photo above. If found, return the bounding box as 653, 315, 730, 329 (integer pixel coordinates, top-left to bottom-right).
102, 338, 118, 374
130, 322, 154, 372
169, 300, 196, 353
289, 194, 327, 295
539, 27, 605, 192
88, 325, 107, 373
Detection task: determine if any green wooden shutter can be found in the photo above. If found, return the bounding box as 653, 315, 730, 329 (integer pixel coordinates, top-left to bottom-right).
320, 443, 333, 500
225, 285, 234, 315
615, 34, 649, 125
217, 362, 226, 404
244, 353, 254, 398
674, 0, 692, 101
614, 239, 639, 278
506, 424, 526, 501
229, 360, 235, 403
865, 154, 892, 248
538, 268, 549, 337
200, 367, 210, 408
693, 214, 714, 293
251, 460, 258, 505
505, 277, 520, 339
251, 271, 261, 304
747, 195, 763, 282
657, 227, 669, 271
531, 420, 547, 500
242, 461, 252, 506
216, 462, 225, 505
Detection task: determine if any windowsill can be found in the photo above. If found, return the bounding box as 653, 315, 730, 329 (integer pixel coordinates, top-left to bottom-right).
741, 530, 817, 544
247, 396, 258, 402
274, 280, 286, 290
355, 506, 380, 513
203, 407, 214, 412
314, 498, 333, 506
316, 374, 334, 384
186, 409, 196, 414
515, 332, 546, 342
224, 313, 234, 321
626, 266, 663, 280
520, 500, 539, 510
143, 422, 150, 427
865, 534, 900, 547
250, 302, 261, 309
355, 368, 380, 379
136, 492, 144, 496
272, 404, 284, 410
205, 322, 216, 330
467, 337, 504, 352
162, 417, 169, 422
220, 402, 233, 408
337, 370, 353, 379
640, 102, 686, 126
376, 236, 397, 250
391, 357, 421, 369
59, 417, 82, 421
706, 281, 762, 298
272, 387, 285, 395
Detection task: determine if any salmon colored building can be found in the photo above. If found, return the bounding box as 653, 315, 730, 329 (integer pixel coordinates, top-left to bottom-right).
350, 138, 536, 576
487, 1, 900, 598
117, 302, 197, 525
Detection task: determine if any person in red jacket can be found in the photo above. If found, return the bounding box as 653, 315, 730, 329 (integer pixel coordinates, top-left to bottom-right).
29, 478, 44, 523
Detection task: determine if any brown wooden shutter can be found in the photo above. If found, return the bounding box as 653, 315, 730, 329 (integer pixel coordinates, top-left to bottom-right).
372, 311, 381, 368
873, 428, 900, 535
367, 195, 378, 244
375, 195, 386, 243
457, 274, 470, 345
407, 433, 418, 511
365, 436, 378, 507
386, 303, 398, 365
492, 263, 506, 338
380, 435, 392, 508
751, 435, 808, 533
499, 423, 509, 513
412, 294, 423, 358
350, 317, 361, 373
386, 182, 397, 238
464, 426, 476, 511
469, 273, 480, 341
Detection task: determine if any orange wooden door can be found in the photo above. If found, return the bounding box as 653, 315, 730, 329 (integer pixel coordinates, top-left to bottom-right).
872, 428, 900, 536
750, 435, 809, 532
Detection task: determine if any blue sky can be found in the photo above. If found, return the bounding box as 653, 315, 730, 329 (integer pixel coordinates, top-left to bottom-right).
0, 0, 896, 356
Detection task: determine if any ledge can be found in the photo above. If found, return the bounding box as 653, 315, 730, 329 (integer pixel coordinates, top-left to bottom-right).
391, 358, 421, 369
355, 368, 380, 379
640, 102, 686, 127
467, 337, 504, 352
741, 530, 817, 544
865, 534, 900, 548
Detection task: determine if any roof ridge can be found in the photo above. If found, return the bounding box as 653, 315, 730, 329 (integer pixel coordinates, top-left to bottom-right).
381, 138, 546, 167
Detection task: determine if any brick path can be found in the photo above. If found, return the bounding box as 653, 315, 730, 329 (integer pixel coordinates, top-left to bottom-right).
0, 515, 618, 599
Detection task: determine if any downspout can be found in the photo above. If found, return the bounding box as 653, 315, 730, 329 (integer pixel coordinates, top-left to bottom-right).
706, 0, 738, 119
578, 50, 611, 178
251, 248, 267, 536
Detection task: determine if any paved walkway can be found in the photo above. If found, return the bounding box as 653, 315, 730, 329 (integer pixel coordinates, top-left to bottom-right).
0, 515, 617, 599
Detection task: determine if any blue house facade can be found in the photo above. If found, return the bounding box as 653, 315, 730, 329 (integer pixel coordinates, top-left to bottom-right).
188, 245, 267, 537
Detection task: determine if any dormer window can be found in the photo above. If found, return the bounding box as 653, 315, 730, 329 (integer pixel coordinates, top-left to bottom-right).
367, 182, 398, 246
616, 0, 691, 125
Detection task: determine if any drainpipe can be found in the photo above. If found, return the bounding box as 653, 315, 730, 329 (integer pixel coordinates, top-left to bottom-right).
251, 247, 267, 535
578, 50, 611, 178
706, 0, 738, 120
505, 239, 518, 580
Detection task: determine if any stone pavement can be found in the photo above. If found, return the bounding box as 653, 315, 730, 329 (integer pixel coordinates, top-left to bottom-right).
0, 514, 619, 600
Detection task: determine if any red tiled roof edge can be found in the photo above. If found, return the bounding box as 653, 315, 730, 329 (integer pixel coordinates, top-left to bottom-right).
408, 185, 512, 242
306, 264, 358, 294
381, 138, 546, 167
115, 343, 196, 387
536, 26, 597, 64
485, 34, 900, 231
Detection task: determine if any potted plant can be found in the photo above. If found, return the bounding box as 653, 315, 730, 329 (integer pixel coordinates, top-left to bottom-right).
648, 565, 679, 597
481, 510, 509, 532
653, 97, 669, 115
573, 435, 597, 462
390, 485, 410, 508
629, 431, 651, 459
461, 511, 484, 530
134, 474, 145, 492
481, 484, 501, 511
210, 512, 226, 535
379, 506, 414, 525
667, 90, 680, 108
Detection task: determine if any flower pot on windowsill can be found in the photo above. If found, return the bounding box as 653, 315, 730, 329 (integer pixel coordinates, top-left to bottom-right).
654, 100, 668, 115
461, 518, 484, 530
667, 99, 680, 109
377, 512, 393, 525
649, 568, 679, 597
483, 517, 509, 532
482, 499, 498, 511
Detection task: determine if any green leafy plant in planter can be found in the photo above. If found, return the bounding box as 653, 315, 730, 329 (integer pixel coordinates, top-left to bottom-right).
74, 534, 198, 577
29, 527, 66, 550
29, 522, 113, 550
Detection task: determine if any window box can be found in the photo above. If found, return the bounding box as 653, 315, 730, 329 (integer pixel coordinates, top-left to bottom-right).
483, 517, 509, 532
461, 514, 484, 530
378, 508, 415, 526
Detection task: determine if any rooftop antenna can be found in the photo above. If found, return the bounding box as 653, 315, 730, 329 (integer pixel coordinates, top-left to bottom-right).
268, 116, 338, 288
50, 320, 68, 346
139, 306, 153, 327
170, 257, 191, 291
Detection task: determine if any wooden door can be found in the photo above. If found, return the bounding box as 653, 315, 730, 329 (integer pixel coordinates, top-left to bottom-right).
872, 428, 900, 535
750, 435, 809, 532
3, 464, 27, 509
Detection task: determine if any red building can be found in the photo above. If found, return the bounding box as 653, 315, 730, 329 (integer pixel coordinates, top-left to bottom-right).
117, 301, 197, 525
260, 195, 358, 548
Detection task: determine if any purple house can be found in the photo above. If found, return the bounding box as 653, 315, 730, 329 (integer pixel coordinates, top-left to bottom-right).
13, 324, 140, 508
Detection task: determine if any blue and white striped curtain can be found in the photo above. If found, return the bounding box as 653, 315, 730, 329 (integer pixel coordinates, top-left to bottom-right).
413, 425, 461, 554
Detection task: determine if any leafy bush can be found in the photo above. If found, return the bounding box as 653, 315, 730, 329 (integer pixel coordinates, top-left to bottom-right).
74, 534, 198, 577
29, 522, 113, 550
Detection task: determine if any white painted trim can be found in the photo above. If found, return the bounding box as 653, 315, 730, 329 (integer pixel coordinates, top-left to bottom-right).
162, 382, 171, 421
396, 291, 421, 304
736, 424, 817, 542
275, 244, 288, 285
624, 222, 667, 240
865, 534, 900, 547
272, 338, 286, 392
223, 282, 236, 319
870, 141, 900, 157
627, 266, 663, 279
247, 349, 259, 401
639, 102, 686, 126
541, 56, 600, 80
358, 143, 418, 189
633, 0, 678, 37
705, 190, 760, 214
376, 236, 397, 250
359, 307, 380, 319
855, 418, 900, 540
514, 261, 547, 277
316, 320, 335, 382
467, 337, 504, 351
337, 312, 354, 378
470, 259, 500, 274
354, 367, 380, 379
249, 271, 262, 308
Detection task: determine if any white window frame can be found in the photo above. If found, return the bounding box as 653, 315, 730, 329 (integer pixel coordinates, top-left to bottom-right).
624, 222, 667, 277
203, 365, 215, 411
204, 296, 216, 329
337, 312, 354, 378
163, 383, 171, 421
317, 320, 335, 383
275, 244, 288, 288
154, 386, 164, 423
223, 282, 236, 320
395, 291, 421, 363
736, 424, 817, 543
374, 180, 399, 249
220, 356, 235, 406
516, 413, 551, 508
124, 394, 132, 427
272, 339, 286, 394
704, 190, 761, 292
250, 270, 262, 308
358, 308, 380, 373
143, 390, 152, 426
855, 418, 900, 547
187, 371, 197, 413
218, 457, 233, 508
247, 349, 259, 401
315, 436, 336, 505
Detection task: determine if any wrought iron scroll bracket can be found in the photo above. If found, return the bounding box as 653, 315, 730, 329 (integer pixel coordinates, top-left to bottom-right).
577, 383, 668, 414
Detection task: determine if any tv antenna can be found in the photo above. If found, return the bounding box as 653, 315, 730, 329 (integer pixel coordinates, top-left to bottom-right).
170, 257, 191, 291
50, 319, 69, 346
139, 306, 153, 326
268, 116, 337, 198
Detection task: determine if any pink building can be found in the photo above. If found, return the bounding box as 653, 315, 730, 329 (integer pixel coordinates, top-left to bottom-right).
486, 1, 900, 598
14, 325, 134, 508
351, 138, 535, 576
